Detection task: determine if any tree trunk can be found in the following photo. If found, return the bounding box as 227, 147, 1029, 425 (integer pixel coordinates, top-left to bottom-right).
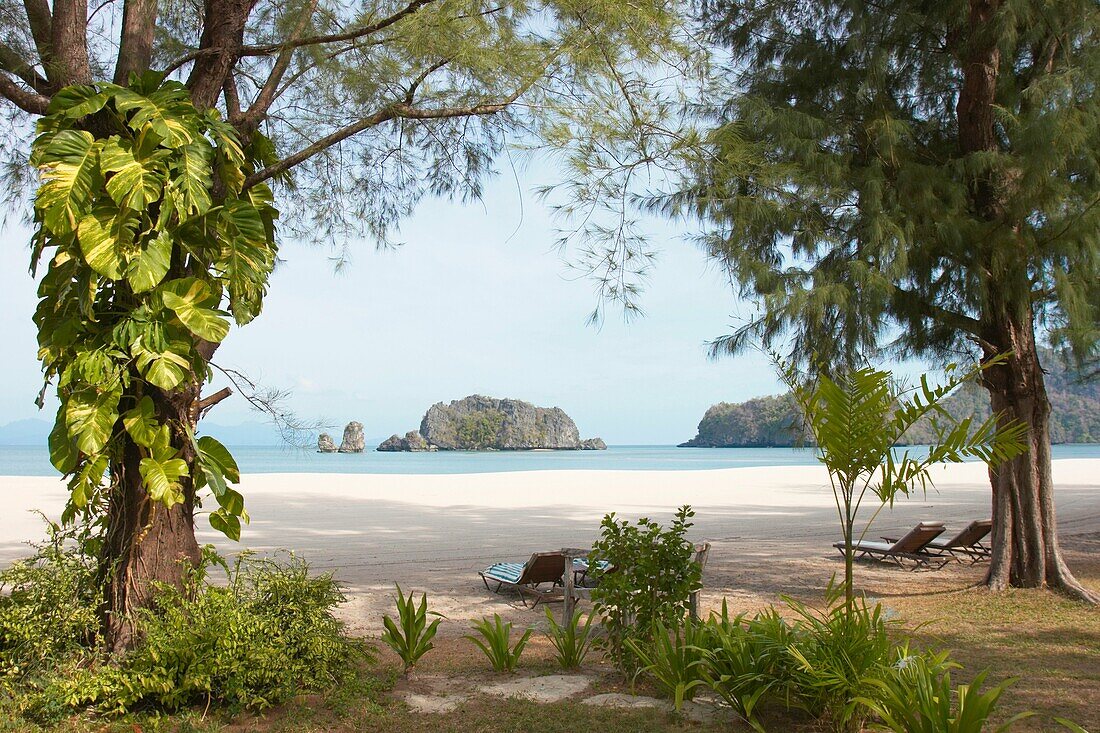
99, 385, 203, 652
980, 308, 1098, 603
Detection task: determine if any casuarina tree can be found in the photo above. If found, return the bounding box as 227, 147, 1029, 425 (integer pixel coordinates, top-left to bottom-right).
670, 0, 1098, 601
0, 0, 695, 650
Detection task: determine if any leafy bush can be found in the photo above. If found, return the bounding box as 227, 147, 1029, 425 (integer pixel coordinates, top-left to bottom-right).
544, 608, 596, 669
381, 584, 443, 674
466, 614, 533, 673
0, 535, 98, 687
589, 505, 702, 669
860, 648, 1033, 733
625, 620, 708, 709
1, 544, 361, 721
76, 552, 357, 713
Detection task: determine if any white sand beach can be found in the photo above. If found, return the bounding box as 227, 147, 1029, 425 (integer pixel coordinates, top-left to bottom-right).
3, 460, 1099, 635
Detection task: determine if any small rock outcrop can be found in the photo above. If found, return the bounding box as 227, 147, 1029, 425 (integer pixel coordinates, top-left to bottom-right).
381, 395, 606, 451
317, 433, 338, 453
338, 421, 365, 453
377, 431, 432, 452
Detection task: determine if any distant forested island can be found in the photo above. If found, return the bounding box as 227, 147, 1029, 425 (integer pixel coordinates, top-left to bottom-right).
681, 359, 1099, 447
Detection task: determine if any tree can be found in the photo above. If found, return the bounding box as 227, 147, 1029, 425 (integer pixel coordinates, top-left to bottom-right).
782, 360, 1025, 606
0, 0, 693, 650
671, 0, 1099, 601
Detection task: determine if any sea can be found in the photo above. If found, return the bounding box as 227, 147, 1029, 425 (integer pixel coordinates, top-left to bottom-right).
2, 443, 1100, 477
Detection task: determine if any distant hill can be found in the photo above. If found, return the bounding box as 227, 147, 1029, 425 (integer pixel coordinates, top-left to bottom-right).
681, 359, 1100, 447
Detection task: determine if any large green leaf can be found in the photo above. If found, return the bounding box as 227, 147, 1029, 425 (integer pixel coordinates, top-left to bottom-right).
217, 201, 276, 323
196, 435, 240, 486
46, 84, 111, 119
68, 453, 108, 510
209, 508, 242, 541
122, 396, 159, 448
49, 414, 79, 474
65, 386, 121, 454
100, 137, 164, 211
34, 130, 102, 235
126, 230, 173, 292
76, 202, 141, 280
113, 85, 197, 147
161, 278, 230, 342
173, 141, 214, 214
134, 345, 191, 389
139, 456, 188, 506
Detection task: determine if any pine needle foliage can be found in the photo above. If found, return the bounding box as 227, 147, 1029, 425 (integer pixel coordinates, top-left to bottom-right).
677, 0, 1100, 374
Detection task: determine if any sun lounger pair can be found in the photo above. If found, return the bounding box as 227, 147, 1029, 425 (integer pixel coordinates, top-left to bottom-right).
834, 520, 992, 570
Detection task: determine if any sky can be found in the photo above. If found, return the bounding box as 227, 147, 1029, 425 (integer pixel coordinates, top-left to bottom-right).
1, 163, 792, 445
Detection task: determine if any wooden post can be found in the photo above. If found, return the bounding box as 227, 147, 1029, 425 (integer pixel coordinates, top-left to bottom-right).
562, 551, 575, 622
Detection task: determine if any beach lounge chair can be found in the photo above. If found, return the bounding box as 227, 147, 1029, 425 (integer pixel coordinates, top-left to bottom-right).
479, 552, 569, 607
882, 520, 992, 563
834, 522, 950, 570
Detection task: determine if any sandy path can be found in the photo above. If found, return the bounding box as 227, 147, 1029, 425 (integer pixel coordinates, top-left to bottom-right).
3, 460, 1098, 635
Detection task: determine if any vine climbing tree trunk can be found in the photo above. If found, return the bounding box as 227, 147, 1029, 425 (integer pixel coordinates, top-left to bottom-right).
100, 385, 204, 651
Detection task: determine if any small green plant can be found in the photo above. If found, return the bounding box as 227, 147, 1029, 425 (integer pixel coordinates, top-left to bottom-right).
625, 620, 708, 709
784, 582, 895, 732
860, 648, 1034, 732
699, 602, 796, 731
544, 608, 596, 669
466, 614, 533, 673
380, 584, 443, 674
590, 505, 702, 671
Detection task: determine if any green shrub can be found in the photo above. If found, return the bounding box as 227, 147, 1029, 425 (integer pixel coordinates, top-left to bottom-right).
589, 506, 702, 670
625, 620, 708, 709
76, 552, 357, 713
381, 584, 443, 674
0, 538, 98, 687
2, 545, 361, 720
544, 608, 596, 669
466, 614, 533, 673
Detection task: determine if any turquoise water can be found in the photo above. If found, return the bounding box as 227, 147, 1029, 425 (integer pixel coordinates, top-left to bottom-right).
2, 443, 1099, 476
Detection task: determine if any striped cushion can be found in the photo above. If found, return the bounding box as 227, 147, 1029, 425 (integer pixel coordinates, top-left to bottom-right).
481, 562, 525, 584
573, 558, 610, 572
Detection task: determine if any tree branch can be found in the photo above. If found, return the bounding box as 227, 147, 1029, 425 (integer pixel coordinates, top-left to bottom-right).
241, 0, 436, 55
114, 0, 159, 84
186, 0, 259, 110
22, 0, 53, 79
164, 0, 437, 76
0, 71, 50, 114
0, 43, 51, 94
240, 0, 320, 129
244, 96, 516, 188
197, 386, 233, 415
893, 286, 983, 337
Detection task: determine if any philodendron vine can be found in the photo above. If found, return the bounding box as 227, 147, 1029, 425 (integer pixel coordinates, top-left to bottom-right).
31, 72, 279, 541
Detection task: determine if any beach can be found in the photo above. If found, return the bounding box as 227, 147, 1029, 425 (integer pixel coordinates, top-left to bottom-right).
3, 459, 1099, 635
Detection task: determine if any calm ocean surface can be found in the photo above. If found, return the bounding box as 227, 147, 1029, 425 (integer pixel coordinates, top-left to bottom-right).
2, 443, 1100, 477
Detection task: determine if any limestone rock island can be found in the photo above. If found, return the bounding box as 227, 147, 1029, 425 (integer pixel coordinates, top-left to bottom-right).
377, 395, 606, 451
